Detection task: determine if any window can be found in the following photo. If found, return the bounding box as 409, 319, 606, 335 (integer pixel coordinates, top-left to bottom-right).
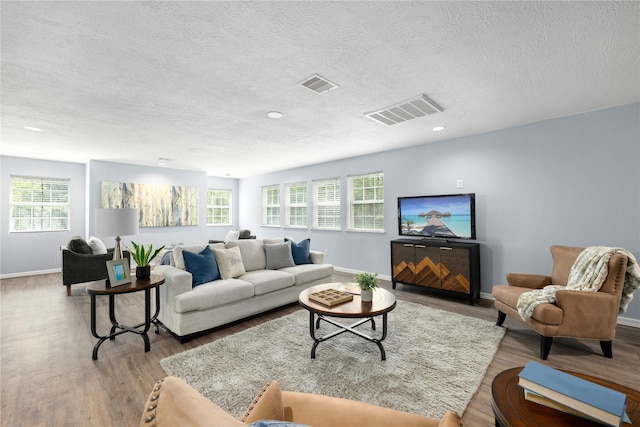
348, 172, 384, 232
206, 189, 232, 225
312, 178, 341, 230
262, 184, 280, 226
285, 182, 307, 228
10, 175, 70, 232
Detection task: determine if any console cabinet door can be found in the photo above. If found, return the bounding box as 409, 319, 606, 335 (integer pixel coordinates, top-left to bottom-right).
439, 247, 471, 293
414, 245, 442, 289
391, 242, 416, 284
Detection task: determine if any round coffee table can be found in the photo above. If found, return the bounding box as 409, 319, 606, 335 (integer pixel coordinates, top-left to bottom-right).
491, 367, 640, 426
86, 274, 164, 360
299, 283, 396, 360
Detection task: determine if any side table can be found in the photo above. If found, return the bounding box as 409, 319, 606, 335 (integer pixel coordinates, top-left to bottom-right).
491, 367, 640, 426
86, 274, 165, 360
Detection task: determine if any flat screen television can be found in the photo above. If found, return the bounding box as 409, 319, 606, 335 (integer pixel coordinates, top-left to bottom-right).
398, 193, 476, 240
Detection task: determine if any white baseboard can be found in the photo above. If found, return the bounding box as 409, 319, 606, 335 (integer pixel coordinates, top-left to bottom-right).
0, 268, 61, 280
336, 267, 640, 329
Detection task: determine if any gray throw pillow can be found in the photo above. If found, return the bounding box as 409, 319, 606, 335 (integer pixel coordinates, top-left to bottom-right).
264, 241, 295, 270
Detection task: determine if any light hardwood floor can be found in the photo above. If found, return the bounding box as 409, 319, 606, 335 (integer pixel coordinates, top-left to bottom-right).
1, 271, 638, 426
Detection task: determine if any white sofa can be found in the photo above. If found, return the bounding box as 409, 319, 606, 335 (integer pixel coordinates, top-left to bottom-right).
154, 238, 333, 341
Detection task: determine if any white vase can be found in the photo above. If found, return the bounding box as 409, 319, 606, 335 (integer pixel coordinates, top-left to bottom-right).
361, 289, 373, 302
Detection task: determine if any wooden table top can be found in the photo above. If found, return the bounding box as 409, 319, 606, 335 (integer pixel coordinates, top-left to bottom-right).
491, 366, 640, 427
298, 283, 396, 318
85, 274, 165, 295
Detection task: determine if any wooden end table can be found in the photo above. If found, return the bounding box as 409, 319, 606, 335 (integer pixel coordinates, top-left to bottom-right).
491, 367, 640, 427
298, 283, 396, 361
86, 274, 164, 360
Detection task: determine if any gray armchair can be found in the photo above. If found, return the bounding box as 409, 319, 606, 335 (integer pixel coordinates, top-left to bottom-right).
61, 238, 130, 296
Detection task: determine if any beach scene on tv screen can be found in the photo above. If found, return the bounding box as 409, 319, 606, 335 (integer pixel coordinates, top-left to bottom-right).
400, 195, 472, 238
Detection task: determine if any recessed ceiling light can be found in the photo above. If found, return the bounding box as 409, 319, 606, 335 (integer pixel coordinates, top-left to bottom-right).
24, 126, 43, 132
267, 111, 283, 119
432, 126, 446, 132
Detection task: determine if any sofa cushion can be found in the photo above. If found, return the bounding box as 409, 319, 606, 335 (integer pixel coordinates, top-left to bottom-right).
265, 241, 295, 270
68, 236, 92, 254
88, 236, 108, 255
183, 246, 221, 287
492, 284, 563, 325
214, 246, 246, 279
263, 237, 285, 244
226, 240, 267, 272
279, 264, 334, 286
174, 278, 255, 313
239, 270, 295, 295
286, 238, 311, 265
174, 244, 210, 270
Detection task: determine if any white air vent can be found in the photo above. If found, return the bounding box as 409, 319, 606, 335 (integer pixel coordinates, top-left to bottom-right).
365, 94, 444, 125
299, 74, 339, 94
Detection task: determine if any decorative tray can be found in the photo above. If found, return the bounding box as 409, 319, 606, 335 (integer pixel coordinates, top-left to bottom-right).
308, 288, 354, 307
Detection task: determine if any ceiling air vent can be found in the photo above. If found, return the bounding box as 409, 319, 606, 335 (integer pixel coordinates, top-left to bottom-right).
299, 74, 339, 94
365, 94, 444, 125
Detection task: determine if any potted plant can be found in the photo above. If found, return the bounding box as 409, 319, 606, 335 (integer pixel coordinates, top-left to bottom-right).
128, 241, 165, 279
354, 272, 379, 303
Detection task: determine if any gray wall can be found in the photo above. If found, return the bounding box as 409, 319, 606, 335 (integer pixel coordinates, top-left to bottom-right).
239, 103, 640, 323
0, 158, 239, 276
1, 103, 638, 323
1, 157, 86, 274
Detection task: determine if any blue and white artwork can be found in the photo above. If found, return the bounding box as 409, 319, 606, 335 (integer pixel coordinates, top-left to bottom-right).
101, 181, 198, 227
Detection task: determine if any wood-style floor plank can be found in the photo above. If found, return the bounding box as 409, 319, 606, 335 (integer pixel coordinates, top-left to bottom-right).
1, 272, 638, 426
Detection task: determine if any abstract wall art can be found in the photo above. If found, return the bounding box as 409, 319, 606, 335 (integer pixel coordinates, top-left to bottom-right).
101, 181, 199, 227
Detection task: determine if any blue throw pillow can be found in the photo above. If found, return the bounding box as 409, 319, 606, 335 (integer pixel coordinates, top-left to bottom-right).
182, 245, 220, 287
286, 238, 311, 265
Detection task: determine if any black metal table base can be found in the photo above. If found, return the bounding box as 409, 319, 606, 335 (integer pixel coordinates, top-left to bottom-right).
90, 287, 161, 360
308, 311, 389, 361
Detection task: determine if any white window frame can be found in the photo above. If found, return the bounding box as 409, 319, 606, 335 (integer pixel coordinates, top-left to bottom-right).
347, 172, 385, 232
206, 189, 232, 226
262, 184, 280, 226
312, 177, 341, 230
285, 181, 307, 228
10, 175, 70, 233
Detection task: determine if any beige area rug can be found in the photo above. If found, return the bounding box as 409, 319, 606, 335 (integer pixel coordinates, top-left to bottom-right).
161, 300, 505, 420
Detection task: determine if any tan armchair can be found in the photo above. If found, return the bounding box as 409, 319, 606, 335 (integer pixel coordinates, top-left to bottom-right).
140, 377, 461, 427
492, 245, 629, 360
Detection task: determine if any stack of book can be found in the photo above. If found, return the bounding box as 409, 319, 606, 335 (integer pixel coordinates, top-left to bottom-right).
518, 361, 630, 427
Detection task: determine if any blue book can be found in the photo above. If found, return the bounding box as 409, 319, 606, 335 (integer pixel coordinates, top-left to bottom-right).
518, 361, 627, 427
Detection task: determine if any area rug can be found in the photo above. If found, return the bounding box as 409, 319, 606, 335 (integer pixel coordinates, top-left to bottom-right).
160, 300, 505, 419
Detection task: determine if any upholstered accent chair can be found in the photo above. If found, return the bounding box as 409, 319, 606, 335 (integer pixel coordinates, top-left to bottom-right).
208, 229, 255, 244
61, 237, 130, 296
492, 245, 629, 360
140, 377, 461, 427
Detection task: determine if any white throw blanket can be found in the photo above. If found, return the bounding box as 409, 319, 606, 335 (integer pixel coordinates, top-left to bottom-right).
517, 246, 640, 321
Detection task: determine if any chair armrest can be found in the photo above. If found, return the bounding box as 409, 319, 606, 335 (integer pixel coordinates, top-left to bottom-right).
140, 377, 245, 427
555, 290, 620, 336
61, 249, 130, 285
154, 265, 193, 298
281, 390, 452, 427
309, 250, 324, 264
506, 273, 551, 289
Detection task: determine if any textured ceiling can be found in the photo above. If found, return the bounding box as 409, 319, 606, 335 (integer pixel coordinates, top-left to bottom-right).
2, 1, 639, 178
